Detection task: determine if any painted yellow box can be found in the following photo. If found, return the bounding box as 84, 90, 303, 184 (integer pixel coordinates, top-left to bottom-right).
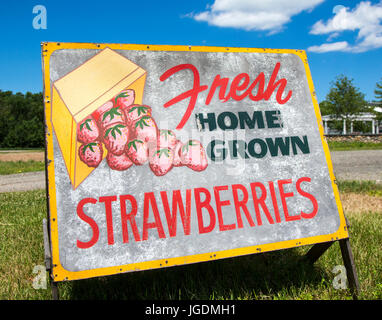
51, 47, 147, 189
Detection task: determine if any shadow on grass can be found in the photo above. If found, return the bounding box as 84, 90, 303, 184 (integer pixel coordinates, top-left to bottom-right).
65, 247, 332, 300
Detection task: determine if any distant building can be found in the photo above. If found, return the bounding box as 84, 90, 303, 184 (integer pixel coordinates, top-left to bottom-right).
322, 102, 381, 135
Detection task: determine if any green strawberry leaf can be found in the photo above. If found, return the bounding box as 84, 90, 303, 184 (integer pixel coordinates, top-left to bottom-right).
80, 119, 92, 131
104, 124, 126, 139
114, 124, 126, 130
134, 116, 151, 129
102, 107, 121, 122
104, 127, 113, 139
128, 140, 137, 151
181, 140, 198, 153
129, 105, 149, 116
156, 148, 170, 158
160, 130, 173, 140
82, 142, 97, 154
114, 92, 129, 104
128, 139, 143, 151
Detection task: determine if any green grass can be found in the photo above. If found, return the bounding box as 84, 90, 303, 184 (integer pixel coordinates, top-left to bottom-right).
0, 160, 45, 175
0, 186, 381, 300
0, 148, 44, 152
337, 180, 382, 197
327, 140, 382, 151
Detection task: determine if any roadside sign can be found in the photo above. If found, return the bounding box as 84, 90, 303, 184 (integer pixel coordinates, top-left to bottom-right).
42, 42, 348, 282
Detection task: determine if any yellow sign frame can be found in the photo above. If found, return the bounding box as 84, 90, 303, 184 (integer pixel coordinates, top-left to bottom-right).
42, 42, 348, 282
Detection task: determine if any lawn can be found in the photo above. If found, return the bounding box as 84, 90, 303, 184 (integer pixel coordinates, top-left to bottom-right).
0, 160, 45, 175
327, 140, 382, 151
0, 181, 381, 300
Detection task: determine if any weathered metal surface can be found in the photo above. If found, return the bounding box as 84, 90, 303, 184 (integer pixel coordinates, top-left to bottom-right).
42, 43, 348, 281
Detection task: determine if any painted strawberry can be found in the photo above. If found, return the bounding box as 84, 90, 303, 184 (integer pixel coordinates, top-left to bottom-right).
77, 116, 99, 144
102, 106, 126, 130
92, 101, 113, 123
126, 139, 148, 165
132, 115, 158, 144
113, 89, 135, 110
78, 142, 103, 168
149, 148, 174, 176
158, 129, 178, 150
123, 104, 152, 126
103, 124, 129, 156
93, 101, 126, 130
172, 140, 183, 167
180, 140, 208, 172
106, 152, 133, 171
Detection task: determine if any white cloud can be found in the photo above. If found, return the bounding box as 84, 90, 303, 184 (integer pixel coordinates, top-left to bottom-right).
191, 0, 324, 33
308, 1, 382, 53
308, 41, 350, 53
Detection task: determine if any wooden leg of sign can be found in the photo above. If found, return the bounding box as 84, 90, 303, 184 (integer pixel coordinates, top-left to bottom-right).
304, 241, 334, 264
43, 218, 59, 300
51, 281, 59, 300
339, 237, 360, 299
303, 236, 360, 299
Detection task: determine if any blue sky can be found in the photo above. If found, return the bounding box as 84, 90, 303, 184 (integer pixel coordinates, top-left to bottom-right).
1, 0, 381, 103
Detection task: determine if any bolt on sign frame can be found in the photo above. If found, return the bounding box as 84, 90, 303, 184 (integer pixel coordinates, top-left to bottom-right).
41, 42, 359, 299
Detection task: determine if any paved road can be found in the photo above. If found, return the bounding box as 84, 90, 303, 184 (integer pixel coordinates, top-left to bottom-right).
1, 150, 382, 192
330, 149, 382, 182
0, 171, 46, 193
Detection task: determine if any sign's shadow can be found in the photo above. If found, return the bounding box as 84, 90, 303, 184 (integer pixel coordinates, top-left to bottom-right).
67, 247, 331, 299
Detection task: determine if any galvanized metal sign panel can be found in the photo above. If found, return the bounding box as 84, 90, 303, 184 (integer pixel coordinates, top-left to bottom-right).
42, 42, 348, 281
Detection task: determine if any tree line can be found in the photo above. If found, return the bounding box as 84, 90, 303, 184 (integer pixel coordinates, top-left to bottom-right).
0, 90, 44, 148
0, 77, 381, 148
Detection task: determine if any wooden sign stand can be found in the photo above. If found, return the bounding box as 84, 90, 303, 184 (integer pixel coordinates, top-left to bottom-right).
43, 219, 59, 300
304, 217, 360, 299
42, 217, 360, 300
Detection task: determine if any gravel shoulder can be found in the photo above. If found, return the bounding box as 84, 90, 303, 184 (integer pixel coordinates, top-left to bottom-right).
0, 151, 44, 162
0, 150, 382, 192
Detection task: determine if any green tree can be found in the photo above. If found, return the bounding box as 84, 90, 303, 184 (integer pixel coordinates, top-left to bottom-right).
325, 75, 366, 120
0, 90, 44, 148
375, 78, 382, 102
319, 100, 333, 116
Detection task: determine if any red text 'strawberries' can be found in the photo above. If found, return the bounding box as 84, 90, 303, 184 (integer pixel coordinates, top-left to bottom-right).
123, 104, 152, 126
149, 148, 174, 176
103, 124, 129, 156
180, 140, 208, 172
77, 116, 99, 144
106, 152, 133, 171
79, 142, 103, 168
126, 139, 148, 165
